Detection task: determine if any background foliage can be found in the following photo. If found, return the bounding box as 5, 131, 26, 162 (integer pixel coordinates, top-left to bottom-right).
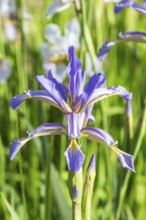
0, 0, 146, 219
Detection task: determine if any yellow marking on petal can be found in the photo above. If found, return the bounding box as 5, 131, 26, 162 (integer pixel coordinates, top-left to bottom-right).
49, 54, 67, 63
81, 133, 88, 137
70, 138, 78, 151
112, 146, 121, 154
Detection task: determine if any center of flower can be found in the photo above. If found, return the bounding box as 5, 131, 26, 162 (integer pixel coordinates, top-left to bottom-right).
70, 138, 78, 151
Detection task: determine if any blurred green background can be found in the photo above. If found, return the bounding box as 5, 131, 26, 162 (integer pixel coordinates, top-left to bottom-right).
0, 0, 146, 219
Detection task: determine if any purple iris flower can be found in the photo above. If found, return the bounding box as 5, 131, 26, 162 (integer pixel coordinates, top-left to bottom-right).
98, 31, 146, 61
10, 46, 135, 172
114, 0, 146, 15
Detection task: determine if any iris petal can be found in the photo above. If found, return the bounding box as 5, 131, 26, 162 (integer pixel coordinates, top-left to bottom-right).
114, 0, 129, 13
46, 0, 71, 19
130, 2, 146, 15
10, 123, 67, 160
76, 86, 132, 112
81, 127, 118, 147
10, 138, 30, 160
76, 72, 106, 112
10, 90, 61, 110
98, 31, 146, 62
66, 46, 83, 105
98, 40, 116, 61
64, 145, 85, 172
113, 147, 135, 172
36, 74, 71, 113
119, 31, 146, 43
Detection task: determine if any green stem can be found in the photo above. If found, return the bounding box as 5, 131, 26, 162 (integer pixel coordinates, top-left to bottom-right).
19, 155, 28, 220
116, 101, 146, 219
45, 137, 54, 220
80, 0, 96, 71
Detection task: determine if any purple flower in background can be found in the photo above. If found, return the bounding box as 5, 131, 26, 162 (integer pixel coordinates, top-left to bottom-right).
98, 31, 146, 61
100, 0, 146, 61
10, 46, 135, 172
114, 0, 146, 15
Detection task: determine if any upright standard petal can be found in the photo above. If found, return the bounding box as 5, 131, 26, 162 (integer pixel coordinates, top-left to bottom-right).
10, 90, 61, 110
47, 70, 68, 101
113, 147, 135, 172
10, 123, 67, 160
36, 74, 72, 113
64, 139, 85, 172
76, 72, 106, 112
66, 46, 82, 105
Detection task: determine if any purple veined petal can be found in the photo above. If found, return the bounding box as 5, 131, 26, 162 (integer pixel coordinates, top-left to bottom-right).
46, 0, 71, 19
114, 0, 130, 13
130, 1, 146, 16
10, 122, 67, 160
112, 147, 135, 172
66, 46, 82, 104
81, 127, 118, 147
80, 104, 94, 128
117, 85, 132, 100
119, 32, 146, 43
10, 138, 30, 160
76, 86, 132, 112
67, 112, 81, 138
73, 69, 85, 106
64, 139, 85, 172
144, 0, 146, 8
98, 31, 146, 63
47, 70, 68, 100
10, 90, 62, 111
76, 72, 106, 112
98, 40, 116, 61
36, 75, 72, 113
28, 122, 67, 138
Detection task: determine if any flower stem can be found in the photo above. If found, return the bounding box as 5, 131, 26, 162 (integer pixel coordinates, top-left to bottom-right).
116, 100, 146, 219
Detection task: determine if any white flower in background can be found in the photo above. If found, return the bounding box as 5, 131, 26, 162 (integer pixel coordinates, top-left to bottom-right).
104, 0, 120, 3
0, 58, 11, 84
46, 0, 80, 19
0, 0, 16, 17
4, 22, 17, 41
85, 52, 102, 77
43, 62, 67, 82
0, 0, 32, 41
40, 18, 80, 82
